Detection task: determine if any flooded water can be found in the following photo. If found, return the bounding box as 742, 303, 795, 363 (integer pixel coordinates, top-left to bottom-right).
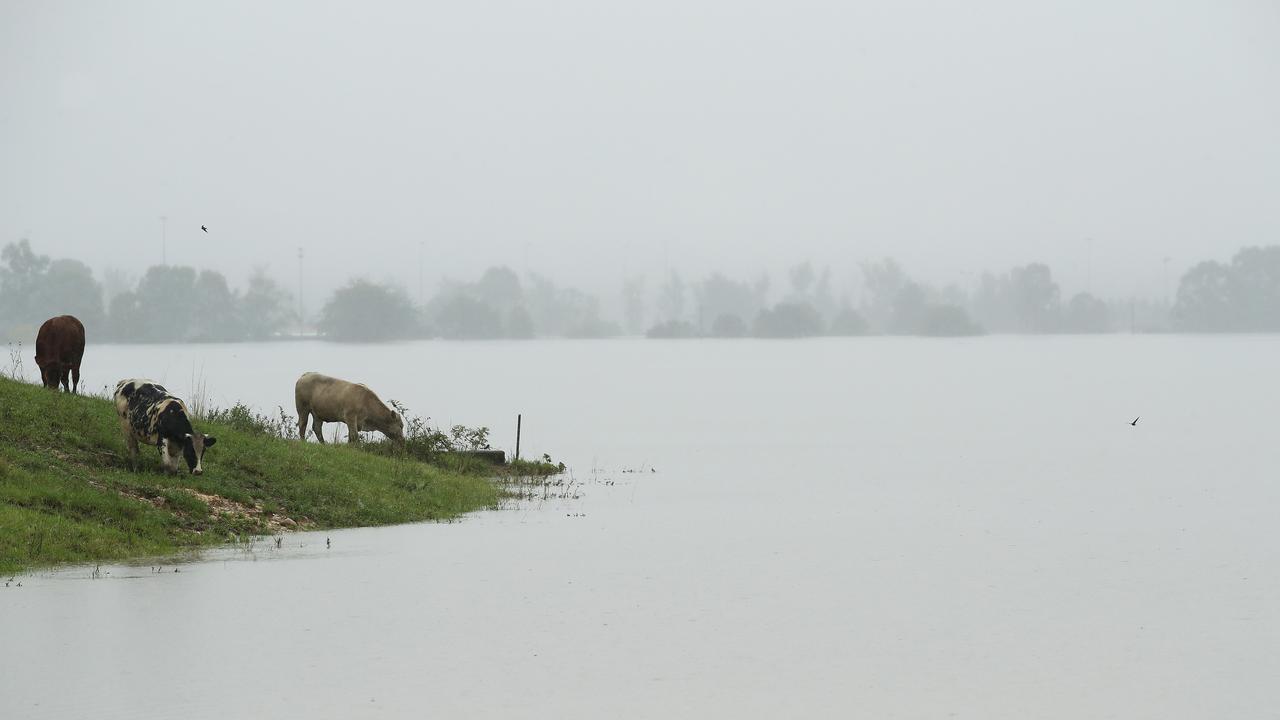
3, 337, 1279, 718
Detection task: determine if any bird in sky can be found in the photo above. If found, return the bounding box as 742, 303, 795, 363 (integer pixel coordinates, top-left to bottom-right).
201, 225, 208, 233
1130, 416, 1140, 426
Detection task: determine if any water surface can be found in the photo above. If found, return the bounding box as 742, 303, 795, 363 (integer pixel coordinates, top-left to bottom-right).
3, 337, 1278, 718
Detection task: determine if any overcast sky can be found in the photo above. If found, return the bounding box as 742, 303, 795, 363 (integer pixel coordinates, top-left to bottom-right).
2, 0, 1278, 307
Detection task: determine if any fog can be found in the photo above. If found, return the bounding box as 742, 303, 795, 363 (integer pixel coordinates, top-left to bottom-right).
3, 0, 1278, 309
7, 5, 1280, 717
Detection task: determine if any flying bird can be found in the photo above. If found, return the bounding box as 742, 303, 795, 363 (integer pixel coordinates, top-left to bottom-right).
201, 225, 208, 233
1130, 416, 1140, 426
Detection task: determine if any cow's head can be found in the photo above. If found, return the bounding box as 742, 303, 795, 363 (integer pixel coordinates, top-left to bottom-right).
38, 365, 58, 389
181, 433, 217, 475
386, 414, 405, 444
34, 354, 56, 388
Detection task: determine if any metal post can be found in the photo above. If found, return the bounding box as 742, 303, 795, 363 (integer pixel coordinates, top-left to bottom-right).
515, 414, 522, 461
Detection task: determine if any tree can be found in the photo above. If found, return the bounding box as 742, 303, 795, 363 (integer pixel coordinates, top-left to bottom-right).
566, 314, 621, 339
1008, 263, 1060, 332
1063, 292, 1110, 333
890, 282, 928, 334
860, 259, 908, 332
105, 291, 146, 341
695, 274, 762, 333
917, 304, 982, 336
788, 262, 816, 297
621, 277, 646, 334
319, 279, 419, 341
0, 240, 50, 322
523, 274, 603, 337
753, 302, 823, 338
1, 241, 105, 337
827, 306, 869, 336
240, 270, 294, 340
1229, 246, 1280, 331
811, 265, 836, 321
645, 320, 697, 338
129, 265, 198, 341
506, 306, 535, 339
709, 313, 747, 338
656, 271, 686, 323
34, 259, 105, 330
1171, 246, 1280, 332
970, 271, 1017, 332
472, 266, 523, 311
190, 270, 238, 341
432, 295, 503, 339
1173, 261, 1235, 331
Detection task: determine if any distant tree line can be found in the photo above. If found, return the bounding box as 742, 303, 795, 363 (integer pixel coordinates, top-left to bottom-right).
644, 261, 984, 339
1, 240, 294, 342
5, 239, 1279, 343
639, 245, 1280, 338
319, 267, 620, 341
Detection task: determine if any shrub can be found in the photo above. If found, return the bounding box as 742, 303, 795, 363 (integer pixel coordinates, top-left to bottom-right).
753, 302, 823, 338
645, 320, 698, 338
709, 313, 747, 338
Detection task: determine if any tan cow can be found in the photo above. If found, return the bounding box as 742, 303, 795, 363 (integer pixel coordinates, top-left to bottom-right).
294, 372, 404, 444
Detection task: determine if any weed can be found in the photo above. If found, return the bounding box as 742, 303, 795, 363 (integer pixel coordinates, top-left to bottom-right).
188, 367, 211, 420
375, 400, 495, 463
5, 341, 24, 382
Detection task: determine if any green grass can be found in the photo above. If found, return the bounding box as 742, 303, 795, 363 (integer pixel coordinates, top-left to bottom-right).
0, 376, 500, 574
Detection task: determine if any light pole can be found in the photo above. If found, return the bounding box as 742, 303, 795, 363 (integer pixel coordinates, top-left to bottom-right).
297, 247, 305, 335
1162, 256, 1171, 306
1085, 237, 1093, 295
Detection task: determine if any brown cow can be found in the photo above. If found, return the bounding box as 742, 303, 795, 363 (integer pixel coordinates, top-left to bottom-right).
34, 315, 86, 393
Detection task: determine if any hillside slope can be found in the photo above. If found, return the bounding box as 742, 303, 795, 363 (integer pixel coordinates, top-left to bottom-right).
0, 377, 498, 573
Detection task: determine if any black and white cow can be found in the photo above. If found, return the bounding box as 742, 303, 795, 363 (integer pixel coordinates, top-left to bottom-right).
114, 379, 217, 475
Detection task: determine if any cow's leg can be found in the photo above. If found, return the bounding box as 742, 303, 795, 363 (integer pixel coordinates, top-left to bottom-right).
71, 364, 80, 394
312, 417, 325, 443
59, 365, 71, 392
295, 400, 309, 440
160, 440, 177, 474
167, 441, 182, 474
346, 414, 361, 444
120, 421, 139, 470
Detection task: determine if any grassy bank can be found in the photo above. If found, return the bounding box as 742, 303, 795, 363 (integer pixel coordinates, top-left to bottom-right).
0, 376, 501, 574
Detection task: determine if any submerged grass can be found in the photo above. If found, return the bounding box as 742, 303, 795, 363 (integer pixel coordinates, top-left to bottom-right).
0, 376, 500, 574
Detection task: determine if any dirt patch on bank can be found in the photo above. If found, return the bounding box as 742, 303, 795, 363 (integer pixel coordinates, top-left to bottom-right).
186, 490, 312, 533
91, 481, 312, 534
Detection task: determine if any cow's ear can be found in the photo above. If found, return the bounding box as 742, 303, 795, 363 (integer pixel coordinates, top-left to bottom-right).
205, 436, 217, 447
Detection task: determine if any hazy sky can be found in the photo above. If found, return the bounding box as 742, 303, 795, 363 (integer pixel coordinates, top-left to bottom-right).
2, 0, 1278, 306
